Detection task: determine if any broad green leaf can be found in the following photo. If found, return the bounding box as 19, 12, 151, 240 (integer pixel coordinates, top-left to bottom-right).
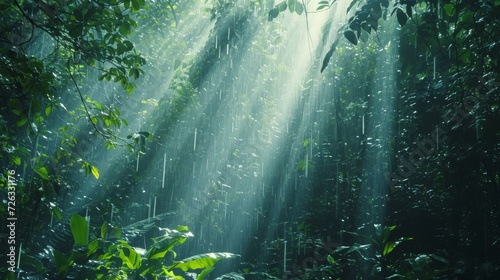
70, 214, 89, 246
268, 8, 279, 21
169, 252, 239, 272
53, 249, 71, 275
295, 2, 304, 15
277, 1, 287, 12
10, 156, 21, 166
119, 246, 142, 269
344, 30, 358, 45
35, 167, 49, 180
16, 117, 27, 127
444, 4, 455, 16
88, 239, 99, 254
146, 229, 193, 260
288, 0, 296, 13
198, 266, 215, 280
396, 8, 407, 26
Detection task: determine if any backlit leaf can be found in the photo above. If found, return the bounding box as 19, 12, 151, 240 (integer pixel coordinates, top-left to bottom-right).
35, 167, 49, 180
90, 165, 100, 179
70, 214, 89, 246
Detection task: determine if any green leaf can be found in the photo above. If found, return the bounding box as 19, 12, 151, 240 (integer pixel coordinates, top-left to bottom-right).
295, 2, 304, 15
16, 117, 27, 127
70, 214, 89, 246
444, 3, 454, 16
383, 241, 395, 256
321, 39, 338, 72
277, 1, 287, 12
381, 225, 396, 243
10, 156, 21, 166
131, 0, 140, 10
177, 225, 189, 232
317, 4, 328, 11
344, 30, 358, 45
268, 8, 279, 21
90, 165, 100, 179
146, 228, 193, 260
53, 249, 71, 275
346, 0, 359, 13
101, 222, 108, 239
119, 246, 142, 269
45, 105, 52, 116
198, 267, 215, 280
327, 255, 335, 264
396, 8, 407, 26
52, 206, 63, 220
169, 252, 239, 272
34, 167, 49, 180
114, 226, 122, 239
88, 239, 99, 254
288, 0, 296, 13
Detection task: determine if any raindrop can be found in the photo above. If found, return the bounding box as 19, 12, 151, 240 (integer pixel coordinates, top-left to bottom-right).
433, 57, 436, 80
362, 115, 365, 135
162, 153, 167, 188
136, 153, 140, 172
193, 128, 197, 151
224, 191, 228, 221
283, 240, 287, 273
305, 154, 309, 178
153, 196, 157, 218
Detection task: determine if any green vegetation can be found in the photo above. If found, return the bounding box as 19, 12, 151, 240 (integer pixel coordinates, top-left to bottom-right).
1, 0, 499, 279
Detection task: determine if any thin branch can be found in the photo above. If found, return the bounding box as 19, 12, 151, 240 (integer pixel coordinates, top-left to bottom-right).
66, 58, 110, 141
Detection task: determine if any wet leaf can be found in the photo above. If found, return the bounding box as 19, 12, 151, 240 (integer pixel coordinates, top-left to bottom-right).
396, 8, 407, 26
70, 214, 89, 246
35, 167, 49, 180
321, 44, 335, 72
90, 165, 99, 179
344, 30, 358, 45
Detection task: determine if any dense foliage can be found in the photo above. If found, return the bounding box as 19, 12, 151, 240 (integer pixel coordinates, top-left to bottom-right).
1, 0, 499, 279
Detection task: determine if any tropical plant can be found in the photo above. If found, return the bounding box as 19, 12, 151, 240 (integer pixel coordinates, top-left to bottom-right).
323, 224, 450, 279
12, 213, 239, 279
